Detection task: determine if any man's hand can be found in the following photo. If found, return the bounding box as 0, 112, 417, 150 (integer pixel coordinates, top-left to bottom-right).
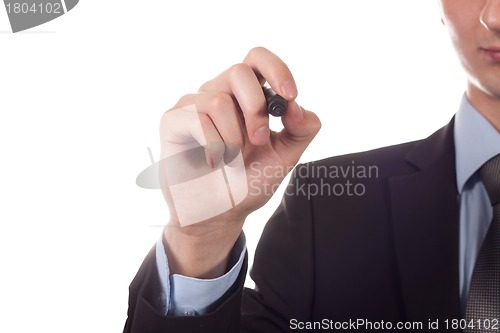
159, 47, 321, 279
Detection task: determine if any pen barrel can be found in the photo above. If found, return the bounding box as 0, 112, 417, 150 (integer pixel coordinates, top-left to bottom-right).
263, 87, 287, 117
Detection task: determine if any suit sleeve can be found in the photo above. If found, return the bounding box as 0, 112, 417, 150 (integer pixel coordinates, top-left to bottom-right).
240, 165, 315, 332
123, 165, 315, 332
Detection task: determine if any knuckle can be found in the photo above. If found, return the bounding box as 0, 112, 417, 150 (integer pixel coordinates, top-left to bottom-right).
175, 94, 196, 108
228, 63, 252, 80
160, 94, 195, 124
208, 92, 233, 113
198, 79, 213, 92
246, 46, 268, 59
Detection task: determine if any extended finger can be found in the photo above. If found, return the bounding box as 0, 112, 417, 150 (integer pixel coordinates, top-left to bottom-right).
243, 47, 298, 101
200, 63, 269, 145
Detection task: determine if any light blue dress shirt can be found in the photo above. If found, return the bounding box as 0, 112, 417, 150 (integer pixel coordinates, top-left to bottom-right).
455, 95, 500, 310
156, 94, 500, 316
155, 233, 246, 316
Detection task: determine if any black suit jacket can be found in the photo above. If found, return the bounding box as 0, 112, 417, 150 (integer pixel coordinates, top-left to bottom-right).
124, 119, 463, 332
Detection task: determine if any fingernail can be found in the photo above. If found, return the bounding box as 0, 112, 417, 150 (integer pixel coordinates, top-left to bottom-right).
281, 80, 297, 100
252, 126, 270, 145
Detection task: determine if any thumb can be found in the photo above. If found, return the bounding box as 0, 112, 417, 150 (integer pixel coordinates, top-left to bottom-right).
274, 100, 321, 166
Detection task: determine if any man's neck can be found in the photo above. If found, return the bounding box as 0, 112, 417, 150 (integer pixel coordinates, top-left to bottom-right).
467, 85, 500, 133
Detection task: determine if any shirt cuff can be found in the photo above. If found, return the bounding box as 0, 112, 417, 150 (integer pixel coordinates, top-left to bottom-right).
155, 232, 246, 316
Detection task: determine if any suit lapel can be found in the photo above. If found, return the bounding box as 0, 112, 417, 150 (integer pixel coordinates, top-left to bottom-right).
390, 118, 462, 321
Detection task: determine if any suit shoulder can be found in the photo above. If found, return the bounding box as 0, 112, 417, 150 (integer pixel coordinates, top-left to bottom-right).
301, 139, 422, 180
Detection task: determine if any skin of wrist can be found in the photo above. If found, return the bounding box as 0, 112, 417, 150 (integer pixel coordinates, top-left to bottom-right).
163, 218, 244, 278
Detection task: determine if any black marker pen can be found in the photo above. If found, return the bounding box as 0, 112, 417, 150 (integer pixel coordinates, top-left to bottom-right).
263, 86, 287, 117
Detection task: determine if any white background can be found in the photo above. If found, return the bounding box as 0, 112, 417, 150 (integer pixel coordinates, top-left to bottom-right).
0, 0, 465, 331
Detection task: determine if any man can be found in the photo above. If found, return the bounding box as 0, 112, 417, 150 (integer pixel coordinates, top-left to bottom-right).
124, 0, 500, 332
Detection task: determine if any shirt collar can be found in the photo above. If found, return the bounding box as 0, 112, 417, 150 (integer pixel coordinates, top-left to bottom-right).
454, 94, 500, 194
